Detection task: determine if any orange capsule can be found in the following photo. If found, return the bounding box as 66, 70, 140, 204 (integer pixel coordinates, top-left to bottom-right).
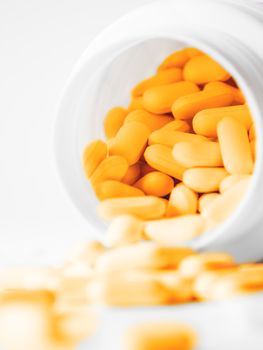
94, 180, 144, 200
122, 163, 141, 185
124, 110, 173, 132
158, 47, 202, 70
135, 171, 174, 197
83, 140, 108, 178
204, 81, 245, 104
104, 107, 128, 139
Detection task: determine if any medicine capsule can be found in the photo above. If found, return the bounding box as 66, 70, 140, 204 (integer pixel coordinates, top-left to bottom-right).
193, 104, 252, 137
160, 119, 191, 132
171, 90, 234, 120
135, 171, 174, 197
198, 193, 220, 213
183, 168, 228, 193
158, 47, 202, 71
128, 96, 144, 111
149, 129, 208, 147
144, 215, 205, 245
94, 180, 145, 200
97, 196, 167, 220
125, 321, 197, 350
219, 174, 251, 193
90, 155, 128, 186
142, 81, 200, 114
144, 144, 186, 180
172, 141, 223, 168
217, 117, 253, 174
109, 121, 150, 165
204, 81, 245, 104
104, 107, 128, 139
83, 140, 108, 178
201, 177, 251, 224
96, 243, 194, 272
178, 252, 235, 279
124, 109, 173, 132
106, 215, 144, 247
122, 163, 141, 185
132, 68, 183, 97
166, 183, 198, 217
183, 54, 231, 84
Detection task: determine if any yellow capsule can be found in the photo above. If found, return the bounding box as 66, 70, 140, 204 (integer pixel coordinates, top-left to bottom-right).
172, 141, 223, 168
201, 177, 251, 224
204, 81, 245, 104
83, 140, 108, 178
178, 252, 235, 279
183, 54, 231, 84
122, 163, 141, 185
198, 193, 220, 213
103, 107, 128, 139
144, 144, 186, 180
87, 271, 170, 306
90, 155, 128, 186
128, 96, 144, 111
149, 129, 208, 147
144, 215, 205, 245
132, 68, 183, 97
160, 119, 191, 132
166, 183, 198, 217
249, 124, 256, 140
219, 175, 251, 193
158, 47, 202, 70
183, 168, 228, 193
171, 89, 234, 120
97, 196, 167, 220
109, 121, 150, 165
217, 117, 253, 174
124, 109, 173, 132
251, 139, 256, 161
193, 104, 252, 137
96, 243, 195, 272
142, 81, 200, 114
125, 321, 197, 350
106, 215, 144, 247
134, 171, 174, 197
94, 180, 145, 200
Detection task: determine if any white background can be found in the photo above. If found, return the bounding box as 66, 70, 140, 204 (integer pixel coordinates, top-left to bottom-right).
0, 0, 153, 265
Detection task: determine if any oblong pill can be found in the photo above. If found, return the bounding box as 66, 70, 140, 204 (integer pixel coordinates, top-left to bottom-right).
109, 121, 150, 165
94, 180, 145, 200
183, 168, 228, 193
171, 90, 234, 120
204, 81, 245, 104
83, 140, 108, 178
149, 129, 208, 147
144, 144, 186, 180
217, 117, 253, 174
134, 171, 174, 197
124, 110, 173, 131
132, 68, 183, 97
183, 54, 231, 84
144, 215, 205, 245
122, 163, 141, 185
90, 155, 128, 186
198, 193, 220, 213
106, 215, 144, 247
158, 47, 202, 70
201, 177, 251, 224
193, 104, 253, 137
219, 175, 251, 193
125, 321, 197, 350
142, 81, 200, 114
178, 252, 235, 279
128, 96, 144, 111
160, 120, 191, 132
97, 196, 167, 220
103, 107, 128, 139
166, 183, 198, 217
172, 141, 223, 168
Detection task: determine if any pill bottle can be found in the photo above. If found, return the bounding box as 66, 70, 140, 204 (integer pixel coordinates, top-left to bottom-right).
54, 0, 263, 262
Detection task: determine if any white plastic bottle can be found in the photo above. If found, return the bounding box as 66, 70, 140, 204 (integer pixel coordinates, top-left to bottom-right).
54, 0, 263, 261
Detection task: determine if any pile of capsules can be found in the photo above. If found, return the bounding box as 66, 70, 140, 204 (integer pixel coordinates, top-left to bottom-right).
0, 48, 260, 350
83, 47, 256, 245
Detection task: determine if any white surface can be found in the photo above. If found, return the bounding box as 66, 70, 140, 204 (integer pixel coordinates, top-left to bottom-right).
0, 0, 153, 265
